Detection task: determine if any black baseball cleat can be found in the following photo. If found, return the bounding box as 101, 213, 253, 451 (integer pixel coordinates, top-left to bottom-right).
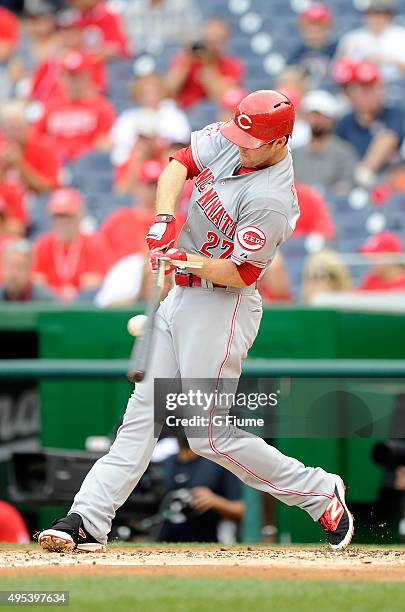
319, 477, 354, 550
37, 513, 105, 553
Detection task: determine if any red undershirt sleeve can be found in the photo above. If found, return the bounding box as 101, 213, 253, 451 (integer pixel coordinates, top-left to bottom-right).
236, 261, 262, 286
170, 146, 200, 180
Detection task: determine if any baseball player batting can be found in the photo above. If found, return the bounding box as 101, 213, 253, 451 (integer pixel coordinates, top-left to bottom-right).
38, 90, 354, 553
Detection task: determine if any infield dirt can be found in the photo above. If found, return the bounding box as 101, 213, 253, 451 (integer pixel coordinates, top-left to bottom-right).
0, 546, 404, 582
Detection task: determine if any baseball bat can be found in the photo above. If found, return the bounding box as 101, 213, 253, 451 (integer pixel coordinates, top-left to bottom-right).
127, 259, 166, 383
127, 258, 203, 383
169, 260, 203, 269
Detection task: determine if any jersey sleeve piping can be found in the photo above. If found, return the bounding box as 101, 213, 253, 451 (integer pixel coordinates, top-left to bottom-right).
191, 130, 205, 171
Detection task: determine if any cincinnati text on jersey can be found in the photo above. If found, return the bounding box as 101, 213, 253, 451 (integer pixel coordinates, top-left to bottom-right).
195, 168, 237, 239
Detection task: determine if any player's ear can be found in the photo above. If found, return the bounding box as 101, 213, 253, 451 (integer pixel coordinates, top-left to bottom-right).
274, 137, 287, 149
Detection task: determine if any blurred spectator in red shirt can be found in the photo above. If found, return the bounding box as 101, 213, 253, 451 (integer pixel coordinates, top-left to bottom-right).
0, 138, 28, 236
67, 0, 129, 59
257, 252, 292, 303
111, 73, 190, 192
101, 160, 184, 263
0, 239, 56, 302
358, 231, 405, 291
294, 183, 335, 239
335, 60, 404, 187
0, 500, 30, 544
0, 5, 20, 97
287, 3, 337, 87
101, 160, 163, 263
166, 17, 244, 109
30, 9, 107, 104
1, 100, 61, 192
33, 188, 111, 301
34, 51, 115, 161
0, 5, 19, 62
0, 183, 27, 237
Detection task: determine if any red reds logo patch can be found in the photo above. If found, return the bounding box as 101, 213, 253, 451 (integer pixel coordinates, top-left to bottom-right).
237, 226, 266, 251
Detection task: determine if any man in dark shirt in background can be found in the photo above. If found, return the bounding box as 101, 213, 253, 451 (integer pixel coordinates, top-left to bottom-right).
157, 436, 245, 542
287, 3, 337, 87
336, 61, 404, 186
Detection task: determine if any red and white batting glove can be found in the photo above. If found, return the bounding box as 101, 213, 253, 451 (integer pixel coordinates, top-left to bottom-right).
146, 214, 176, 251
150, 248, 187, 275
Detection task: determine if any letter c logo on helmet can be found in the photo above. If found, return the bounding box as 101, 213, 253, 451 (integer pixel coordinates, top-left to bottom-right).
237, 114, 253, 130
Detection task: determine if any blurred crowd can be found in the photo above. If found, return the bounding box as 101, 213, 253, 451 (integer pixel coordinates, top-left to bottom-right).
1, 0, 405, 305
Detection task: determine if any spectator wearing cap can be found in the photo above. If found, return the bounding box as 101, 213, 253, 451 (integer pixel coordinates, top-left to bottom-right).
30, 9, 107, 104
166, 17, 244, 109
0, 239, 56, 302
287, 3, 337, 87
101, 160, 184, 264
293, 90, 358, 194
358, 231, 405, 291
33, 188, 111, 301
111, 73, 190, 191
67, 0, 129, 60
0, 100, 61, 192
34, 51, 115, 161
337, 0, 405, 82
335, 61, 404, 186
293, 183, 335, 240
122, 0, 202, 55
0, 139, 28, 236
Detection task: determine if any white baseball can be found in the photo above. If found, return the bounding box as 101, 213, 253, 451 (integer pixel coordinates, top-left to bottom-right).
127, 314, 148, 337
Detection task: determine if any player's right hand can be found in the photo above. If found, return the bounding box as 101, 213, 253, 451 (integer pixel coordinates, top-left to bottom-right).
146, 214, 176, 251
150, 248, 187, 275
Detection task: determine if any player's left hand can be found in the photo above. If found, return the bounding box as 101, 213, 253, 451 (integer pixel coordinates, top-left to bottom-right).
146, 214, 176, 251
190, 487, 219, 513
150, 248, 187, 275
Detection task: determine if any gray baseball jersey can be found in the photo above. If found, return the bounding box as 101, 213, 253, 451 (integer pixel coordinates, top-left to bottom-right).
178, 122, 300, 277
68, 122, 336, 546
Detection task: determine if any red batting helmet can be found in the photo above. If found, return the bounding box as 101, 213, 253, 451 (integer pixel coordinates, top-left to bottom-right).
220, 90, 295, 149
